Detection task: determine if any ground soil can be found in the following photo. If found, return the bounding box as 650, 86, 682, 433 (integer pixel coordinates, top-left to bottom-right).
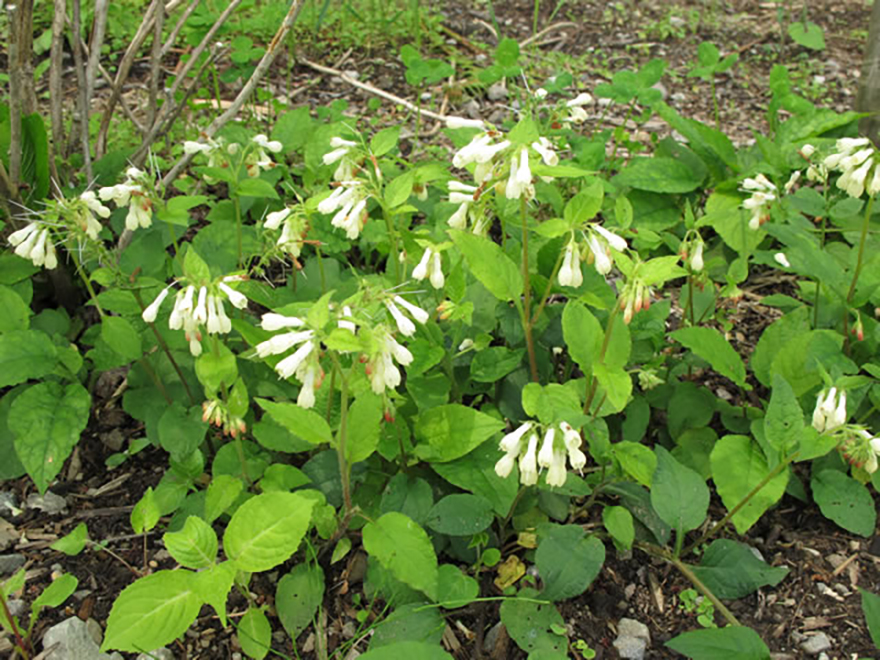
3, 0, 880, 658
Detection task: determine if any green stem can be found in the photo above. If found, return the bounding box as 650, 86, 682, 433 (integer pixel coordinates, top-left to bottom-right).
711, 77, 720, 130
670, 554, 740, 627
682, 452, 797, 556
813, 215, 827, 326
846, 195, 874, 304
316, 245, 327, 295
234, 196, 243, 269
383, 209, 400, 284
1, 594, 29, 657
528, 247, 565, 332
583, 301, 621, 414
71, 248, 104, 317
520, 198, 539, 382
330, 355, 353, 515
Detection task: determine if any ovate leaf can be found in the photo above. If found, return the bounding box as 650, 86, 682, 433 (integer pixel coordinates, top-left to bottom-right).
363, 513, 438, 601
651, 447, 709, 533
665, 626, 771, 659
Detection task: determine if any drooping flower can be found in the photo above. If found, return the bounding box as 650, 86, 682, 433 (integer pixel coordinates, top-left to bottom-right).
246, 134, 284, 177
385, 295, 429, 336
518, 432, 540, 486
319, 181, 370, 240
773, 252, 791, 268
445, 116, 486, 130
8, 223, 58, 270
812, 387, 847, 433
412, 247, 444, 289
558, 240, 583, 288
78, 191, 111, 239
823, 138, 878, 199
531, 137, 559, 167
366, 329, 414, 395
740, 174, 777, 230
98, 168, 155, 231
690, 239, 704, 272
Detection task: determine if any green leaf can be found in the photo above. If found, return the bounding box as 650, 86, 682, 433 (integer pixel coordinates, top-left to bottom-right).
614, 157, 703, 193
380, 474, 434, 525
183, 245, 211, 283
195, 344, 238, 394
521, 382, 582, 425
131, 487, 160, 534
470, 347, 524, 383
537, 525, 605, 602
31, 573, 78, 623
0, 329, 57, 387
359, 642, 452, 660
651, 447, 709, 533
671, 327, 746, 386
500, 592, 567, 656
224, 492, 315, 571
102, 570, 202, 653
371, 601, 445, 648
238, 607, 271, 660
495, 38, 520, 68
788, 21, 825, 50
425, 494, 493, 536
51, 522, 89, 556
385, 171, 414, 208
163, 516, 218, 569
256, 398, 333, 446
811, 469, 877, 537
436, 564, 479, 608
563, 179, 603, 225
593, 364, 633, 413
371, 127, 401, 157
413, 404, 504, 462
562, 301, 602, 376
204, 475, 244, 523
763, 374, 802, 459
0, 285, 30, 332
346, 392, 384, 464
711, 436, 789, 535
237, 177, 280, 199
363, 512, 438, 601
860, 588, 880, 649
9, 381, 90, 493
194, 562, 235, 627
603, 506, 634, 550
638, 255, 687, 287
665, 626, 771, 659
277, 563, 325, 640
769, 330, 849, 397
449, 230, 522, 302
431, 443, 519, 517
690, 539, 789, 599
20, 113, 50, 202
158, 403, 208, 461
613, 441, 656, 487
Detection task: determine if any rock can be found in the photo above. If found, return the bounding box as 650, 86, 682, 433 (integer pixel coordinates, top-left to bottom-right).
85, 618, 103, 646
6, 599, 25, 617
487, 82, 508, 101
0, 492, 20, 516
651, 82, 668, 100
482, 621, 504, 652
800, 632, 832, 655
342, 70, 359, 80
136, 649, 174, 660
26, 492, 68, 515
462, 99, 481, 119
42, 617, 122, 660
770, 654, 796, 660
613, 618, 651, 660
100, 429, 125, 452
0, 553, 26, 575
0, 518, 19, 551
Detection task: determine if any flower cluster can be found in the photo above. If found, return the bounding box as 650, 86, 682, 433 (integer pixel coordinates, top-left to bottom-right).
412, 246, 445, 289
564, 92, 594, 124
812, 387, 847, 433
823, 137, 880, 199
322, 136, 360, 181
99, 167, 155, 231
8, 222, 59, 269
556, 224, 628, 286
255, 312, 324, 408
264, 206, 308, 260
245, 134, 283, 177
385, 295, 429, 337
76, 191, 111, 239
494, 420, 587, 487
741, 174, 777, 230
619, 277, 653, 324
839, 428, 880, 474
142, 278, 249, 356
318, 181, 370, 240
366, 327, 414, 395
680, 233, 704, 272
202, 398, 246, 438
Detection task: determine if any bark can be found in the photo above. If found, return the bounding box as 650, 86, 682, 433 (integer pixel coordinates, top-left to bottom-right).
857, 0, 880, 145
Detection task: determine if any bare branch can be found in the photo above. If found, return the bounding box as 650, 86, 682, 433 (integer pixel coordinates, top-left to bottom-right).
161, 0, 305, 187
49, 0, 68, 156
6, 3, 23, 191
148, 0, 165, 130
85, 0, 110, 104
161, 0, 201, 58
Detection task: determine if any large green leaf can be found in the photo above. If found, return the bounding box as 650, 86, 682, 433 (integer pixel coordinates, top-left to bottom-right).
101, 316, 142, 362
425, 494, 493, 536
256, 398, 333, 446
536, 525, 605, 602
0, 285, 30, 332
413, 404, 504, 462
711, 435, 789, 534
158, 403, 208, 461
0, 329, 57, 387
690, 540, 789, 599
562, 301, 602, 376
359, 642, 452, 660
811, 469, 876, 537
370, 601, 445, 648
614, 157, 703, 193
763, 374, 802, 461
500, 591, 567, 656
163, 516, 218, 569
431, 442, 519, 517
860, 588, 880, 649
665, 626, 771, 659
380, 474, 434, 525
346, 391, 384, 463
671, 327, 746, 386
363, 513, 438, 601
224, 492, 315, 571
449, 231, 522, 302
9, 382, 90, 493
238, 607, 272, 660
651, 447, 709, 533
102, 570, 202, 653
277, 563, 325, 640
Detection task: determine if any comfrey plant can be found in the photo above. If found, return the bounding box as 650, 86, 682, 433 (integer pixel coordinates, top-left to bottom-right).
7, 57, 880, 658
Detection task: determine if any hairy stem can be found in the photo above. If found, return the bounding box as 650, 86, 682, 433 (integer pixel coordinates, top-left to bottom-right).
583, 300, 621, 414
521, 198, 539, 382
